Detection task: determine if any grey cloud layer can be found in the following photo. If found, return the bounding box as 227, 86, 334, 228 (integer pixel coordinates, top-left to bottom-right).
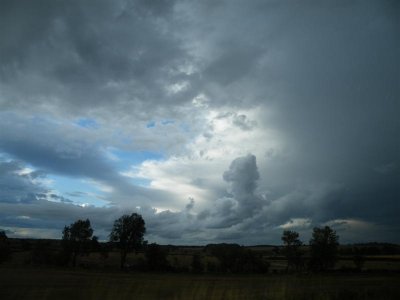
0, 0, 399, 243
0, 160, 47, 203
0, 0, 192, 118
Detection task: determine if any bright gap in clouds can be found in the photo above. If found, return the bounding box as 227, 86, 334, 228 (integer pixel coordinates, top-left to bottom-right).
110, 148, 165, 187
108, 148, 164, 166
75, 118, 99, 129
47, 175, 110, 207
47, 147, 167, 204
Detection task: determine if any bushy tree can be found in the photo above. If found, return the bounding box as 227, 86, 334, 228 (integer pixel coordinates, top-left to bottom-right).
62, 219, 94, 267
0, 231, 11, 264
309, 226, 339, 271
91, 235, 100, 251
110, 213, 146, 269
281, 230, 303, 271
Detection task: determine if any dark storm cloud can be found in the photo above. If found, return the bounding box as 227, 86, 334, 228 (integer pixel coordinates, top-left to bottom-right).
223, 155, 259, 198
0, 199, 122, 239
0, 158, 113, 236
0, 160, 47, 203
197, 153, 400, 243
206, 0, 400, 236
0, 0, 191, 118
201, 154, 265, 230
0, 113, 115, 180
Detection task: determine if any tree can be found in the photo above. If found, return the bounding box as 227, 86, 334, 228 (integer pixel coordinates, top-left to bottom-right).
0, 231, 11, 264
62, 219, 94, 267
91, 235, 100, 252
109, 213, 146, 269
309, 226, 339, 271
281, 230, 303, 271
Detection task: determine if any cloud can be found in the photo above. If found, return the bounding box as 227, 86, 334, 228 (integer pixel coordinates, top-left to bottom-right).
0, 0, 191, 117
0, 113, 184, 209
0, 160, 47, 203
223, 154, 259, 197
0, 199, 121, 239
278, 218, 312, 230
0, 0, 398, 244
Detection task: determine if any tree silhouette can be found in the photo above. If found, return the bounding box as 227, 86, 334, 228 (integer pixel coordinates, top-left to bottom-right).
91, 235, 100, 252
109, 213, 146, 269
0, 231, 11, 264
281, 230, 303, 271
309, 226, 339, 271
62, 219, 94, 267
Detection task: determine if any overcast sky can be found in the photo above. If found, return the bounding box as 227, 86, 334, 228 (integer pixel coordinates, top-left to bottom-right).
0, 0, 399, 245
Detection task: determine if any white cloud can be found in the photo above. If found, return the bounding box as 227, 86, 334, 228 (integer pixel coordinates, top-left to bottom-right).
324, 219, 374, 230
127, 106, 284, 211
1, 227, 61, 239
278, 218, 312, 230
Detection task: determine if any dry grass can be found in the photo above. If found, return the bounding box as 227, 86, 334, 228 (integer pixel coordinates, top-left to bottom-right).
1, 267, 400, 300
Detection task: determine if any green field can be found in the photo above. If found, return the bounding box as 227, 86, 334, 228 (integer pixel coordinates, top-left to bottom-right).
1, 267, 400, 300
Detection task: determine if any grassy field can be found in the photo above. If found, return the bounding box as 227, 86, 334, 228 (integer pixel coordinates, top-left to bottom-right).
1, 267, 400, 300
3, 241, 400, 299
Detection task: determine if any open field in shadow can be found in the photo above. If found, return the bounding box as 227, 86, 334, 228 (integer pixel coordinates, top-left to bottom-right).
1, 267, 400, 300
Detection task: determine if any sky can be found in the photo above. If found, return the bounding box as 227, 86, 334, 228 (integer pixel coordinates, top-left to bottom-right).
0, 0, 399, 245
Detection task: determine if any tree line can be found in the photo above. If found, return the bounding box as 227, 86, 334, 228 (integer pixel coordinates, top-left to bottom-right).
281, 227, 339, 272
62, 213, 146, 269
1, 214, 398, 273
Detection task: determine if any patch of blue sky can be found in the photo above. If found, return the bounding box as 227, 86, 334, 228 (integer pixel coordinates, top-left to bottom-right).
160, 119, 175, 125
110, 148, 164, 167
108, 149, 162, 188
75, 118, 99, 129
179, 122, 191, 133
131, 177, 152, 188
146, 121, 156, 128
47, 175, 109, 207
145, 119, 175, 128
0, 151, 13, 161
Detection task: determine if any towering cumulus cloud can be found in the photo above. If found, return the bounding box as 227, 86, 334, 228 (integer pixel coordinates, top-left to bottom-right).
223, 154, 262, 217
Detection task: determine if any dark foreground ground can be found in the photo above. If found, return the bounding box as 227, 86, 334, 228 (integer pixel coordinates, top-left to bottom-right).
1, 267, 400, 300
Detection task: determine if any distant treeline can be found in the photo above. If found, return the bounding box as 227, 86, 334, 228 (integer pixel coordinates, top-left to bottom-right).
1, 214, 400, 274
5, 239, 400, 256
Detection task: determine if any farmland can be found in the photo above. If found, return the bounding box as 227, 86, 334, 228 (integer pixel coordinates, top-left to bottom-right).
2, 239, 400, 299
1, 267, 400, 300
